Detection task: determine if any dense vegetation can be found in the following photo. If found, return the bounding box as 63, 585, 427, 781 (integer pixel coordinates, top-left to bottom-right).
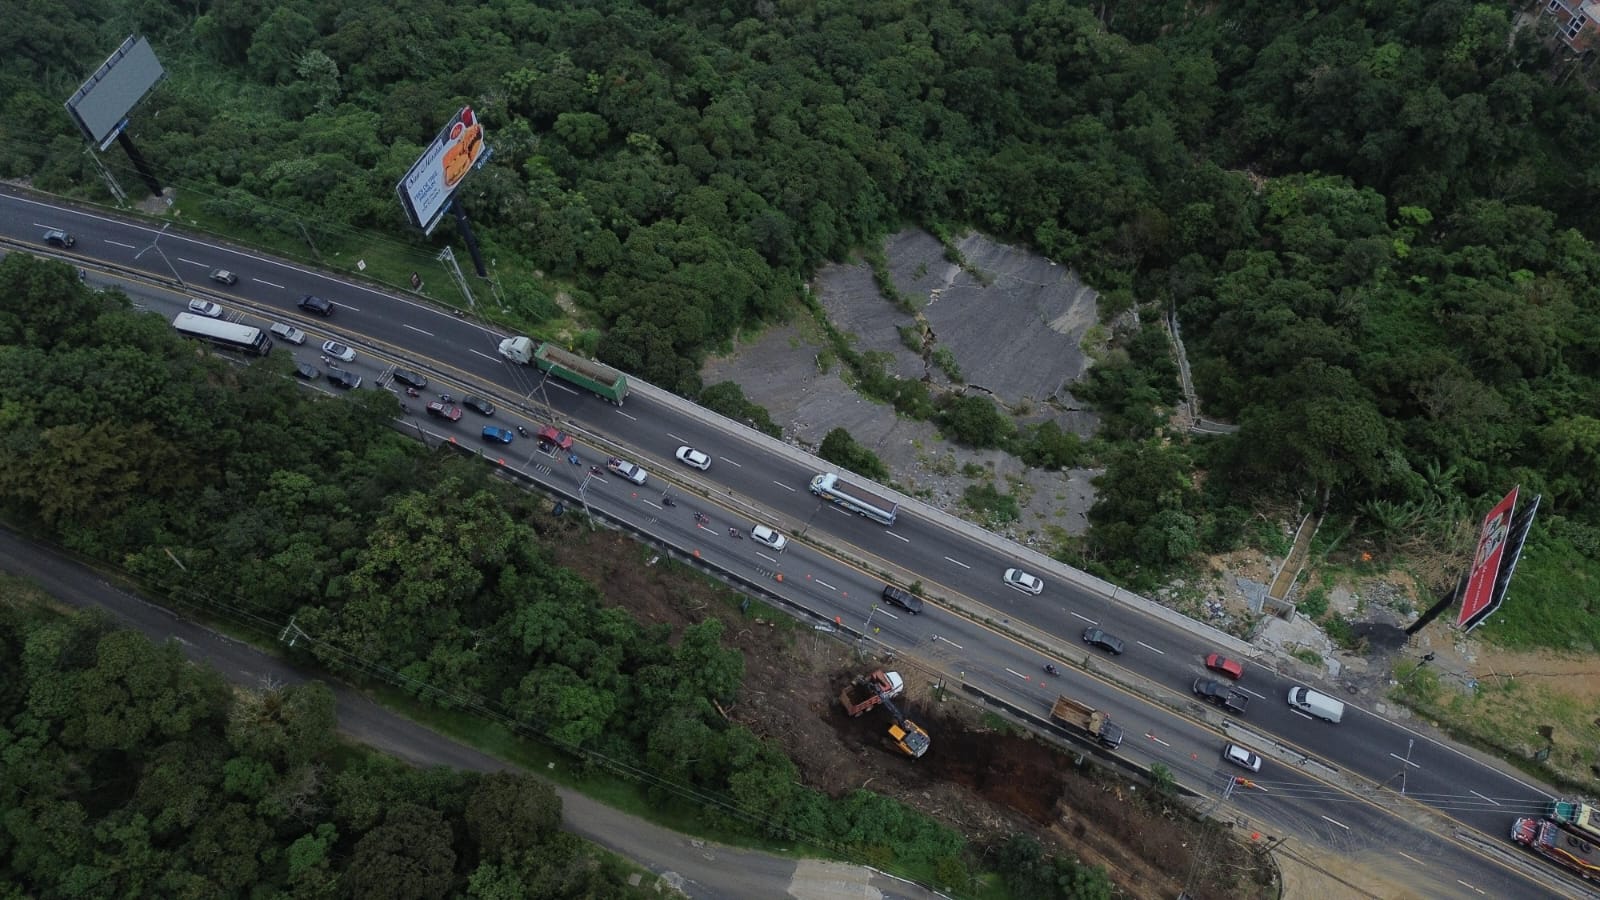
5, 3, 1599, 599
0, 602, 643, 898
0, 257, 1026, 890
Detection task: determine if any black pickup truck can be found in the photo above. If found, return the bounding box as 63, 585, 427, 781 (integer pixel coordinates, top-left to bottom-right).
1193, 678, 1249, 714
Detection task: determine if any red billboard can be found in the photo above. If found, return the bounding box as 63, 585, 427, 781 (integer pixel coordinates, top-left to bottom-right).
1457, 487, 1518, 629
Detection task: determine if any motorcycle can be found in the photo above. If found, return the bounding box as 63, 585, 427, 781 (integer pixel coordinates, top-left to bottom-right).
439, 392, 452, 404
661, 494, 677, 507
405, 387, 420, 398
1043, 664, 1060, 677
694, 512, 710, 526
728, 527, 743, 539
516, 425, 529, 438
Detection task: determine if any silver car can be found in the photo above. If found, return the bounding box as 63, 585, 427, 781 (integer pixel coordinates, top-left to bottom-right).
1003, 567, 1044, 595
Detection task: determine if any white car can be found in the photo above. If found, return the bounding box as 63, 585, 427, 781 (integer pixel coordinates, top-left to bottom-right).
1003, 567, 1044, 595
1223, 743, 1262, 773
322, 340, 356, 363
750, 525, 788, 551
606, 458, 648, 485
187, 298, 223, 318
675, 445, 712, 470
269, 323, 307, 345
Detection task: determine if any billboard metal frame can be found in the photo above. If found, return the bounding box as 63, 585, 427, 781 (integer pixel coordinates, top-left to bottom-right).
65, 35, 167, 149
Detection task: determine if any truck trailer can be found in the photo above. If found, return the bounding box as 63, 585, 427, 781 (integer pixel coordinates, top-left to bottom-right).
1049, 695, 1124, 749
808, 472, 899, 526
498, 336, 629, 404
839, 670, 905, 717
1511, 816, 1600, 883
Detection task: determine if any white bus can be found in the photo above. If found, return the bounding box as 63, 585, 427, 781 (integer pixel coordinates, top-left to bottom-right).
172, 312, 273, 356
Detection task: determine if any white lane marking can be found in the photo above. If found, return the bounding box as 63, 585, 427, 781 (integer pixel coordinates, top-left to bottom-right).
773, 481, 796, 492
1136, 641, 1165, 655
1004, 668, 1027, 679
718, 457, 742, 467
1456, 881, 1485, 895
930, 635, 963, 649
943, 556, 971, 569
875, 609, 900, 620
178, 257, 206, 267
1321, 815, 1350, 831
252, 278, 285, 289
1469, 791, 1499, 806
1388, 752, 1420, 769
548, 382, 578, 395
667, 433, 686, 442
1147, 734, 1170, 747
885, 531, 909, 543
613, 410, 637, 421
402, 323, 434, 336
1238, 686, 1267, 699
1289, 709, 1316, 721
815, 579, 837, 591
1070, 611, 1096, 624
106, 239, 136, 249
1397, 852, 1423, 865
640, 500, 661, 511
1354, 698, 1555, 798
756, 552, 777, 564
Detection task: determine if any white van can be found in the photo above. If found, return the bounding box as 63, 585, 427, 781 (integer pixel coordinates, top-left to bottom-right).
1287, 686, 1345, 723
269, 323, 307, 345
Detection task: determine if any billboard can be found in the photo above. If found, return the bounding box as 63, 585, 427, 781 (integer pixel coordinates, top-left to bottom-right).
1456, 487, 1519, 630
1462, 493, 1541, 633
396, 106, 489, 235
65, 36, 167, 149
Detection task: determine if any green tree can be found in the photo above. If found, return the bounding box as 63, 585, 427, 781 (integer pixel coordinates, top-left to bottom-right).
818, 427, 890, 481
346, 804, 457, 900
465, 772, 562, 860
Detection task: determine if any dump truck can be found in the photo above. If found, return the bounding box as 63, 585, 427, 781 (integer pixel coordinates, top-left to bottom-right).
498, 336, 629, 404
1050, 695, 1124, 749
1511, 816, 1600, 883
808, 472, 899, 525
1552, 800, 1600, 842
839, 670, 905, 717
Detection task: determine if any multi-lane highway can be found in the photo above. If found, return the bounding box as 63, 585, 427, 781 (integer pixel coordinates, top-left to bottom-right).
5, 185, 1592, 898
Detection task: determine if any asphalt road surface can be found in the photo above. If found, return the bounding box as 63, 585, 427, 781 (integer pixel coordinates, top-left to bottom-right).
0, 527, 943, 900
3, 188, 1592, 898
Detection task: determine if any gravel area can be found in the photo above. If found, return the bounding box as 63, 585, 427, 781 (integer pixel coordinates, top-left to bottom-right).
702, 228, 1105, 539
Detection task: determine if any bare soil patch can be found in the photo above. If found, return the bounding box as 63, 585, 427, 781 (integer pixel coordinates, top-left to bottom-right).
549, 528, 1275, 899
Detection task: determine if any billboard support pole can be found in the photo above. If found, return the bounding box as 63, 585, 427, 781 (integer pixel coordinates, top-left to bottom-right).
451, 202, 489, 278
85, 147, 128, 206
1405, 577, 1461, 636
115, 132, 163, 196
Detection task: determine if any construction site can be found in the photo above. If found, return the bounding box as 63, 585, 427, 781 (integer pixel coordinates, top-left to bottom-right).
549, 527, 1280, 899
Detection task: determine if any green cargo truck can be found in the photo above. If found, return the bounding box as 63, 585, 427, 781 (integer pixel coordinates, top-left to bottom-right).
498, 336, 629, 404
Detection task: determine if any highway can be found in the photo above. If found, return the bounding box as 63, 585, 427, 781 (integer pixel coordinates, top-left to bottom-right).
4, 185, 1592, 899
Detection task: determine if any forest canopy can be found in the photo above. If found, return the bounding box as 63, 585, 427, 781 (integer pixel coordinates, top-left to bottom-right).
4, 0, 1600, 568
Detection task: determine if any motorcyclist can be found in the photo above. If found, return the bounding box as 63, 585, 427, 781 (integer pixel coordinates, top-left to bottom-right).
516, 425, 529, 437
1044, 663, 1059, 676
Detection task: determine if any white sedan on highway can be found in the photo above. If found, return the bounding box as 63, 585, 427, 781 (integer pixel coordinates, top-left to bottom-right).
1003, 567, 1044, 595
187, 298, 223, 318
675, 445, 711, 471
322, 340, 356, 363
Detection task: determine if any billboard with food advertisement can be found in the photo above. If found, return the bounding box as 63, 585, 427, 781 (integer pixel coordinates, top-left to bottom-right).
396, 106, 489, 235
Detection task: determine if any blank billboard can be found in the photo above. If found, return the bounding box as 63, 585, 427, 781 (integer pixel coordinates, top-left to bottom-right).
65, 36, 167, 149
396, 106, 489, 235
